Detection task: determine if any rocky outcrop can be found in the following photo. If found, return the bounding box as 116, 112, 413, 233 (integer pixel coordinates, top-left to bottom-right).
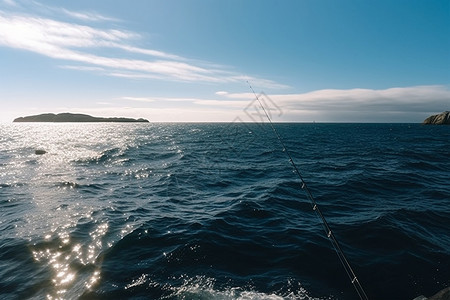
422, 111, 450, 125
413, 287, 450, 300
13, 113, 149, 123
34, 149, 47, 155
429, 287, 450, 300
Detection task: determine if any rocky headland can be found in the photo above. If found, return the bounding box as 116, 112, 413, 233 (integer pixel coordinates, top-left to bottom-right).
13, 113, 149, 123
422, 111, 450, 125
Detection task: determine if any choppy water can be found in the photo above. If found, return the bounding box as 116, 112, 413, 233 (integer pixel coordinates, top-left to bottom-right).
0, 123, 448, 300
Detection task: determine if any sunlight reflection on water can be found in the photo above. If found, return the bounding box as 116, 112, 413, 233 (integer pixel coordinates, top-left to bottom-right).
31, 221, 108, 299
0, 123, 147, 298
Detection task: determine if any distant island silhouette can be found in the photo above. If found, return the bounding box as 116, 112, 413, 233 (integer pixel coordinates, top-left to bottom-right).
13, 113, 149, 123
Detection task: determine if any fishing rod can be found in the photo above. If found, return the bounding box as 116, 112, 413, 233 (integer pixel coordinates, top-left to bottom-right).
247, 82, 369, 300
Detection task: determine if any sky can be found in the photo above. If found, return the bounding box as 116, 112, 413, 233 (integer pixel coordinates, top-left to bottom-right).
0, 0, 449, 122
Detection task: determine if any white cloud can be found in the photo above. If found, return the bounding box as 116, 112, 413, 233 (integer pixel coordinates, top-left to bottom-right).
7, 0, 120, 22
277, 86, 450, 112
0, 13, 213, 81
116, 45, 184, 61
221, 85, 449, 111
193, 99, 249, 109
0, 8, 286, 86
0, 13, 136, 51
215, 85, 450, 122
59, 8, 119, 23
121, 97, 155, 103
121, 95, 241, 105
59, 65, 105, 72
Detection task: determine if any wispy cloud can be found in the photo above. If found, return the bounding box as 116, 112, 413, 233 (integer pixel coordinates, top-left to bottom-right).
121, 96, 227, 103
0, 4, 285, 86
59, 8, 119, 23
121, 97, 155, 103
59, 65, 105, 72
4, 0, 120, 22
215, 91, 228, 96
0, 12, 210, 81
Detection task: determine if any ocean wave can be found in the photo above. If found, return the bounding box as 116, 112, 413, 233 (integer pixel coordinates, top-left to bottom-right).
1, 123, 449, 300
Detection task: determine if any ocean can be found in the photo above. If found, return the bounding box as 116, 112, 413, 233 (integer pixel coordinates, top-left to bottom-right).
0, 123, 448, 300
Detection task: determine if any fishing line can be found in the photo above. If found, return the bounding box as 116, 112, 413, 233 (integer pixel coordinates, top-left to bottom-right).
247, 82, 369, 300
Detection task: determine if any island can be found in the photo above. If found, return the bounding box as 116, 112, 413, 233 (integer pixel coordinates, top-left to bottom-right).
13, 113, 149, 123
422, 111, 450, 125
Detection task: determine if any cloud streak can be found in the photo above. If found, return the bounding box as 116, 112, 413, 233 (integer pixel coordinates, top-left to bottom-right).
0, 6, 285, 86
0, 13, 201, 79
59, 8, 120, 23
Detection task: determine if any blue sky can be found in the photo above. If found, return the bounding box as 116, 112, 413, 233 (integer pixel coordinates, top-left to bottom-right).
0, 0, 449, 122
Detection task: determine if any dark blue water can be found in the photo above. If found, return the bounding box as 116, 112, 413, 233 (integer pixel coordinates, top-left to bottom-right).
0, 123, 448, 300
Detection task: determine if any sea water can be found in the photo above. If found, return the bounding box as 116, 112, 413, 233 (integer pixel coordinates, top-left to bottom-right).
0, 123, 448, 300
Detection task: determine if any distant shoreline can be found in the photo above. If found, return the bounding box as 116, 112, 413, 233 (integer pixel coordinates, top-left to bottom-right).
13, 113, 149, 123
